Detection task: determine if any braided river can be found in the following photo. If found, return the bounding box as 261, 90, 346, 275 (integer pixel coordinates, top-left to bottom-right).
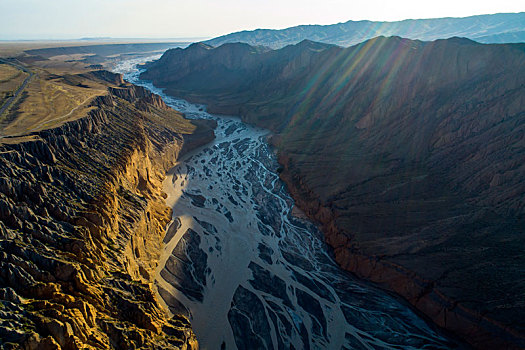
114, 57, 462, 350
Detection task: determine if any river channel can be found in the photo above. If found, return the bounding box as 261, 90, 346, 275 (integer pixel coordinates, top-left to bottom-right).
114, 57, 461, 350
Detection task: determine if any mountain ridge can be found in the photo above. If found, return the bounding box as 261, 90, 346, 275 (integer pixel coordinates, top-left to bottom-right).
204, 12, 525, 48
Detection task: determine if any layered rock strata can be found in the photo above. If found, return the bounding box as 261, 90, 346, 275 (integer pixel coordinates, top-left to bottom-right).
0, 74, 214, 349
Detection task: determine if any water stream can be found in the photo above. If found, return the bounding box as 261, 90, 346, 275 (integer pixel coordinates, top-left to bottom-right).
114, 57, 461, 350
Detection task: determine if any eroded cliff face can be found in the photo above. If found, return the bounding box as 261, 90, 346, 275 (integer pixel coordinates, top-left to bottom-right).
0, 77, 214, 349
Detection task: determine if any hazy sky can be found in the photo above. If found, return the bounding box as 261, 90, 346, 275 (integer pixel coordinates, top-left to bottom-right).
1, 0, 523, 40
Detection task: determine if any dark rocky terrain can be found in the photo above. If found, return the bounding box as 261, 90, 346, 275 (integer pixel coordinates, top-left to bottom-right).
141, 36, 525, 349
205, 12, 525, 48
0, 70, 214, 349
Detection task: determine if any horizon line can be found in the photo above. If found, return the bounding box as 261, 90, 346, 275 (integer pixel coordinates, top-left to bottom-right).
1, 11, 523, 42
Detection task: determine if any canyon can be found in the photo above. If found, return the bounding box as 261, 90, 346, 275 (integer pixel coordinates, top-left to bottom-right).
0, 24, 524, 349
141, 36, 525, 349
117, 59, 463, 349
0, 46, 466, 349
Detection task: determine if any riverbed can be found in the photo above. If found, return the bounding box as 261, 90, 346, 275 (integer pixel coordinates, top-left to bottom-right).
113, 57, 461, 350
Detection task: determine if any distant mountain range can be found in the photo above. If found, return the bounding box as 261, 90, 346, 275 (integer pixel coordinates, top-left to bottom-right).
141, 37, 525, 349
205, 12, 525, 48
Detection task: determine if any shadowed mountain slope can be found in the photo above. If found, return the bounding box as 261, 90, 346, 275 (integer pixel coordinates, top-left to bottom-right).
205, 12, 525, 48
141, 37, 525, 349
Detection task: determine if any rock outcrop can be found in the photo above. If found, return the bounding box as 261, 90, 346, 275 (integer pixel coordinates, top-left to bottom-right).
0, 74, 215, 349
141, 37, 525, 349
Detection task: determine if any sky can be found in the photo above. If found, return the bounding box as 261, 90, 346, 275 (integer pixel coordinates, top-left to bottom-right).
0, 0, 524, 40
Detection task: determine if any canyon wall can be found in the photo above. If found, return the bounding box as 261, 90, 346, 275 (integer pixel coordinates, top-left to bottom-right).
0, 76, 214, 349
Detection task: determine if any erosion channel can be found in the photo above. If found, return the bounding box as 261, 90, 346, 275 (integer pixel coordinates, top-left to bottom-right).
114, 57, 463, 350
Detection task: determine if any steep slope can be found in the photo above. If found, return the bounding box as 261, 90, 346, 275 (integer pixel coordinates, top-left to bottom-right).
0, 72, 215, 349
141, 37, 525, 349
205, 12, 525, 48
